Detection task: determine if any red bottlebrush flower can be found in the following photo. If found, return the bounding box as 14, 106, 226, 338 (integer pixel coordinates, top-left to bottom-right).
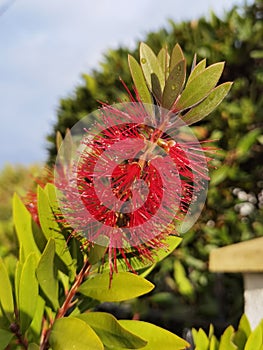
23, 167, 54, 225
55, 100, 209, 275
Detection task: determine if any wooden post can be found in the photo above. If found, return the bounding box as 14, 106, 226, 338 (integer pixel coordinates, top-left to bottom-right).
209, 237, 263, 329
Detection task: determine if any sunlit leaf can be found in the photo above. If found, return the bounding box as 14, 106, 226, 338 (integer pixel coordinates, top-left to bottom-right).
187, 58, 206, 85
13, 193, 40, 260
244, 321, 263, 350
36, 238, 59, 310
218, 326, 237, 350
78, 312, 147, 349
234, 314, 251, 349
140, 42, 165, 100
119, 320, 190, 350
49, 317, 104, 350
157, 46, 170, 79
175, 62, 225, 110
0, 258, 14, 322
28, 296, 45, 344
128, 55, 152, 105
78, 272, 154, 302
170, 44, 184, 72
181, 82, 233, 125
37, 186, 75, 279
193, 328, 209, 350
19, 253, 39, 334
174, 260, 194, 298
101, 236, 182, 275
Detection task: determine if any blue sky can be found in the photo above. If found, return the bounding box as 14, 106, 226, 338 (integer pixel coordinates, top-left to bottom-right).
0, 0, 252, 169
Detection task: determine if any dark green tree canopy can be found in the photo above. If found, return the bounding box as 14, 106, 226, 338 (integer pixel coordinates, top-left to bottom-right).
47, 1, 262, 332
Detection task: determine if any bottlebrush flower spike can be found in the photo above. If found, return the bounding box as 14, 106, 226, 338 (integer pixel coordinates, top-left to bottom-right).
54, 42, 232, 276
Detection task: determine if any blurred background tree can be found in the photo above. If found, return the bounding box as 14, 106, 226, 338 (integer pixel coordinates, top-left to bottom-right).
47, 0, 263, 334
1, 0, 262, 337
0, 164, 42, 257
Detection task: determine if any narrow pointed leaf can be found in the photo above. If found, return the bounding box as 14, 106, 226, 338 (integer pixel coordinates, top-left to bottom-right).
13, 194, 40, 260
0, 329, 14, 350
158, 46, 170, 79
194, 328, 209, 350
209, 335, 219, 350
49, 317, 104, 350
29, 296, 45, 343
140, 42, 165, 98
19, 253, 38, 334
36, 239, 59, 310
162, 59, 186, 109
218, 326, 237, 350
89, 244, 107, 265
244, 321, 263, 350
128, 55, 152, 105
187, 58, 207, 85
15, 261, 23, 308
56, 131, 63, 152
175, 62, 225, 110
78, 271, 154, 302
37, 186, 75, 278
119, 320, 190, 350
0, 258, 14, 322
181, 82, 232, 125
234, 314, 251, 349
28, 344, 40, 350
170, 44, 184, 71
102, 236, 182, 274
78, 312, 147, 349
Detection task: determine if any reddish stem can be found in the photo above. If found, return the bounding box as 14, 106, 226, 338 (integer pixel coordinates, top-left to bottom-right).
39, 259, 91, 350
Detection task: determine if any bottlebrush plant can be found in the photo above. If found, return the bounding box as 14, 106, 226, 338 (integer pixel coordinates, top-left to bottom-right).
0, 42, 231, 349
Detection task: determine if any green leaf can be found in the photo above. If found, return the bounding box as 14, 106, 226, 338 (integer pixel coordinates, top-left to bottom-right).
119, 320, 190, 350
210, 335, 219, 350
36, 238, 59, 310
78, 272, 154, 302
234, 314, 251, 349
162, 60, 186, 109
15, 261, 23, 308
187, 58, 206, 85
173, 260, 194, 298
170, 44, 184, 72
13, 193, 40, 260
0, 258, 14, 322
49, 317, 104, 350
194, 328, 209, 350
28, 296, 45, 344
218, 326, 237, 350
128, 55, 152, 105
77, 312, 147, 349
244, 321, 263, 350
0, 329, 14, 350
181, 82, 233, 125
236, 129, 261, 158
19, 253, 39, 334
140, 42, 165, 100
210, 165, 230, 186
37, 186, 75, 279
28, 344, 40, 350
157, 46, 170, 79
101, 236, 182, 274
175, 62, 225, 110
89, 244, 107, 265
